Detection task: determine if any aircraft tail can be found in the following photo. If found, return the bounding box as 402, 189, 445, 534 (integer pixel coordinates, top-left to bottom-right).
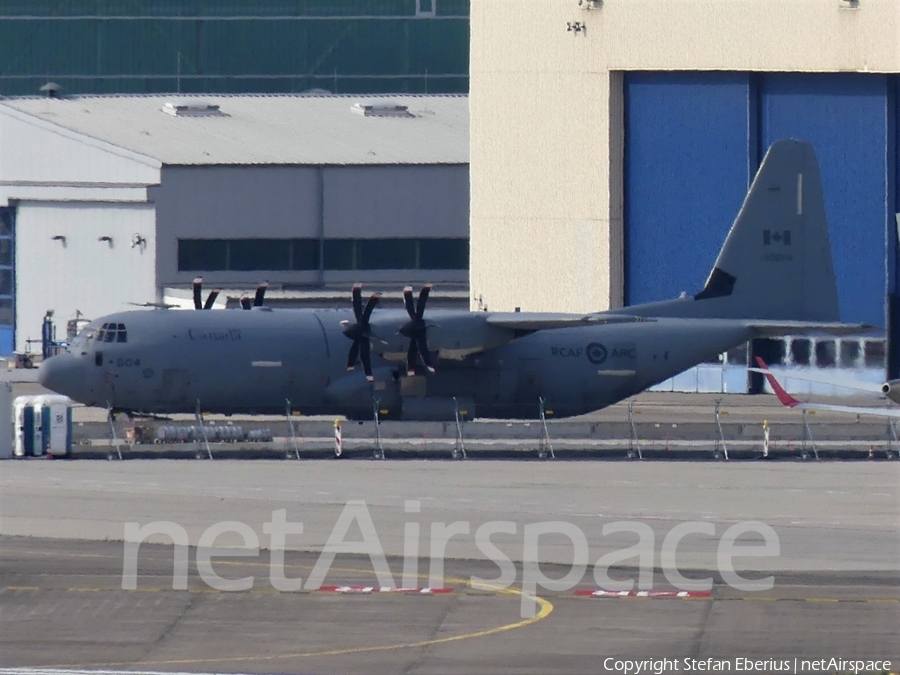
626, 139, 840, 322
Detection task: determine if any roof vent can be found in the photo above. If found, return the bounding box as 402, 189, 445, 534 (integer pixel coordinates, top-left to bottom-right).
39, 82, 63, 99
351, 102, 413, 118
162, 101, 225, 117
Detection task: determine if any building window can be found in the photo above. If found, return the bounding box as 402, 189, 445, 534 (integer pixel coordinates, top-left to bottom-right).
323, 239, 356, 271
815, 340, 836, 368
178, 239, 227, 271
229, 239, 291, 271
292, 239, 320, 271
864, 340, 885, 369
839, 340, 861, 368
179, 238, 469, 272
358, 238, 417, 270
178, 239, 321, 272
791, 338, 811, 366
420, 238, 468, 270
324, 238, 468, 271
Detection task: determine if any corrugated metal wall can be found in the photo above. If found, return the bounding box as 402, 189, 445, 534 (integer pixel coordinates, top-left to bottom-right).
625, 72, 898, 327
0, 0, 469, 96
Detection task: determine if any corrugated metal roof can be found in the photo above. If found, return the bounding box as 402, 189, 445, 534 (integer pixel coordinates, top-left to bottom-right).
0, 94, 468, 166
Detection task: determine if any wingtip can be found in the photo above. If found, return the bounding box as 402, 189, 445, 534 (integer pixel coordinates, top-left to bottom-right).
753, 356, 801, 408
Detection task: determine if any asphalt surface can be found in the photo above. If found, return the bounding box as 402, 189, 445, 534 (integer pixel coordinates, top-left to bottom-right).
0, 539, 898, 673
2, 398, 899, 673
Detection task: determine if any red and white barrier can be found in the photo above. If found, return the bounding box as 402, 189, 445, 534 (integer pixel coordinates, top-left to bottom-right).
333, 418, 342, 457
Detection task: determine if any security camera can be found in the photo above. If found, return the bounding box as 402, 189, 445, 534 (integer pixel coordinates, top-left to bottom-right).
579, 0, 601, 9
131, 233, 146, 248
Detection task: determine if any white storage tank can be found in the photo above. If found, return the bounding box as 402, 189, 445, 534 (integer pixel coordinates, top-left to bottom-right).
33, 394, 73, 457
14, 395, 41, 457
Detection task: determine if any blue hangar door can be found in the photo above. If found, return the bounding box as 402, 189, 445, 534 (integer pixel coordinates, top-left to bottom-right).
624, 72, 894, 329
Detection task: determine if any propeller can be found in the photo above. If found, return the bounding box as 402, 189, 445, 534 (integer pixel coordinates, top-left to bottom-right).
253, 281, 268, 308
240, 281, 268, 310
341, 284, 381, 382
192, 277, 220, 310
399, 284, 435, 375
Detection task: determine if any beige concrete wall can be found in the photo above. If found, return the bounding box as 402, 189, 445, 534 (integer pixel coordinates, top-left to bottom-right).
470, 0, 900, 312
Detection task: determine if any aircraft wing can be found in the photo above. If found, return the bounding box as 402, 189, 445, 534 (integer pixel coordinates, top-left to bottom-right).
754, 358, 900, 419
746, 321, 877, 337
748, 366, 883, 395
485, 313, 651, 331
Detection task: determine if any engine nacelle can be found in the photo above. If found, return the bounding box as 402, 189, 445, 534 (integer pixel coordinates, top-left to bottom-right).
881, 379, 900, 404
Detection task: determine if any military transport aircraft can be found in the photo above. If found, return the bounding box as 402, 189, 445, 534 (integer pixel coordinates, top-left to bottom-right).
39, 140, 868, 421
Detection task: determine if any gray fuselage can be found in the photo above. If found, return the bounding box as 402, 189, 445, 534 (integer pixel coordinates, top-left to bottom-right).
39, 308, 754, 420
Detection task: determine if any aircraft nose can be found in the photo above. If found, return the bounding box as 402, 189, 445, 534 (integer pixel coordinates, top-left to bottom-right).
38, 352, 78, 395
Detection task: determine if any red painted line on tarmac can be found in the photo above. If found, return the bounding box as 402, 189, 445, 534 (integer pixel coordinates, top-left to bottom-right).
574, 589, 712, 599
316, 585, 454, 594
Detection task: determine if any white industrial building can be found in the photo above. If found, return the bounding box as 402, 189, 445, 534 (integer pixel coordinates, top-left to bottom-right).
0, 94, 468, 355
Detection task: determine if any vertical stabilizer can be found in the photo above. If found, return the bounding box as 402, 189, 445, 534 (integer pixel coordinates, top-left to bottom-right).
626, 140, 840, 321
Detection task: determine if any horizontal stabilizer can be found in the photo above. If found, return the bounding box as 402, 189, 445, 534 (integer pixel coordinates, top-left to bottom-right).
486, 313, 651, 331
747, 321, 875, 337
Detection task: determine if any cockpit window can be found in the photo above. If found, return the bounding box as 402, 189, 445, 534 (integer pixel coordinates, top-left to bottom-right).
99, 322, 128, 343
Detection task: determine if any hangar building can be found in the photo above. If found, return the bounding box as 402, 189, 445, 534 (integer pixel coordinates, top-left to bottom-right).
470, 0, 900, 386
0, 94, 468, 355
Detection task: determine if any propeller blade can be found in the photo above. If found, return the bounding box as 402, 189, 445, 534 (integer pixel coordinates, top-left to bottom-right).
360, 338, 374, 381
403, 286, 416, 319
192, 277, 203, 310
203, 290, 220, 310
240, 296, 252, 310
416, 284, 432, 320
406, 339, 419, 376
362, 292, 381, 322
253, 281, 268, 307
416, 333, 435, 372
347, 340, 360, 371
352, 284, 363, 321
